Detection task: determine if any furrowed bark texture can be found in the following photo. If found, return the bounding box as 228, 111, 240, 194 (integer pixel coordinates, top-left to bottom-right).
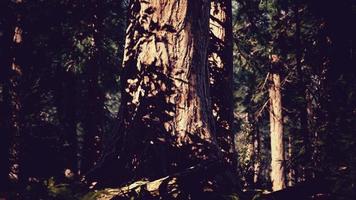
93, 0, 220, 185
269, 72, 286, 191
208, 0, 235, 168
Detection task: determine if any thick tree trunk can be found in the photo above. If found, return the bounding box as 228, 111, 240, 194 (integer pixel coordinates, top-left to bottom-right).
208, 0, 235, 169
269, 69, 286, 191
92, 0, 222, 186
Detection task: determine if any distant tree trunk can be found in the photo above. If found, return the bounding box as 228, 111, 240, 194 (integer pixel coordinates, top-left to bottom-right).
55, 70, 78, 176
65, 74, 78, 175
208, 0, 235, 169
269, 59, 286, 191
244, 113, 254, 188
82, 61, 104, 175
92, 0, 222, 186
82, 2, 105, 175
307, 90, 319, 176
245, 113, 261, 189
252, 119, 261, 187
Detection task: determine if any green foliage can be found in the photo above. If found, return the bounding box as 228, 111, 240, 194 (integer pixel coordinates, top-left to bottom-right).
233, 0, 355, 198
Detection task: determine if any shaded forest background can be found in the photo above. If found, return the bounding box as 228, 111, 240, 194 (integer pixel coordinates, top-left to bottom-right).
0, 0, 355, 199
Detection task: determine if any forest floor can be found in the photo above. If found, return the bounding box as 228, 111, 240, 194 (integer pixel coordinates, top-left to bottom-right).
7, 164, 332, 200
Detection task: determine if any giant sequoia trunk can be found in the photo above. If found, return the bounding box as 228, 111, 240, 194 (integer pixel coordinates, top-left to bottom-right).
92, 0, 224, 186
208, 0, 235, 169
269, 64, 286, 191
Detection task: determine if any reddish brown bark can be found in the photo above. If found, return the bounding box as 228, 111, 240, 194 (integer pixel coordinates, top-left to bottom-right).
90, 0, 222, 186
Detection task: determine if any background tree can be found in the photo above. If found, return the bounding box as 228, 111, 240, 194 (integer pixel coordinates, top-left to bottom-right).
0, 1, 26, 194
0, 1, 126, 197
268, 55, 286, 191
233, 0, 355, 197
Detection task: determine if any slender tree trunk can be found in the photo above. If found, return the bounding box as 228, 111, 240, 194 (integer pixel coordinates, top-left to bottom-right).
92, 0, 222, 186
55, 70, 78, 176
295, 3, 311, 181
245, 113, 254, 188
269, 65, 286, 191
308, 90, 319, 177
245, 113, 261, 189
253, 119, 261, 187
66, 74, 78, 175
208, 0, 235, 169
82, 62, 104, 174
